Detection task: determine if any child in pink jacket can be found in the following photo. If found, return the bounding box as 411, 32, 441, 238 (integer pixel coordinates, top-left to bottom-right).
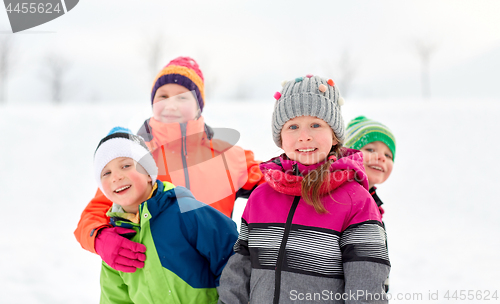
217, 76, 390, 304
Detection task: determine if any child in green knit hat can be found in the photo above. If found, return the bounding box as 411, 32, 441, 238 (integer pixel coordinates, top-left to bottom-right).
345, 115, 395, 293
344, 115, 396, 216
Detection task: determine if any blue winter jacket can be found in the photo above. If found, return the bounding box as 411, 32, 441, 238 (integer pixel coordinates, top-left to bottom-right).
100, 181, 238, 304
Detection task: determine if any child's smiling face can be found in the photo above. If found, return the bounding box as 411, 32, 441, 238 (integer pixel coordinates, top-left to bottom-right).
281, 116, 337, 166
152, 83, 200, 124
100, 157, 153, 213
360, 141, 394, 188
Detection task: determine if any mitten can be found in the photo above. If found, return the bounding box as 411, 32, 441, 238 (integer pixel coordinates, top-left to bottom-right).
95, 227, 147, 273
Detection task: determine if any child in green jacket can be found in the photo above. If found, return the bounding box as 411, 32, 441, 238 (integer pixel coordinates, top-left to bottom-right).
94, 126, 238, 304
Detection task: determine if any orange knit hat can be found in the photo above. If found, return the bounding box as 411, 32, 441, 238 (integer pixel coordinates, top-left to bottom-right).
151, 56, 205, 111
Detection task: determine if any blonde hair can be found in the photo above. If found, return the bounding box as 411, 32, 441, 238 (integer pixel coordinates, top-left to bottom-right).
301, 138, 344, 214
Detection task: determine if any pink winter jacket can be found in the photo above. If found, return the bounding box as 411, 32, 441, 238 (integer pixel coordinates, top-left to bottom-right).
217, 149, 390, 304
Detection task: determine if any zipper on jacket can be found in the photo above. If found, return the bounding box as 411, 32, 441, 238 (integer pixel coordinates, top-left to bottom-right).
180, 123, 191, 190
273, 195, 300, 304
292, 163, 302, 176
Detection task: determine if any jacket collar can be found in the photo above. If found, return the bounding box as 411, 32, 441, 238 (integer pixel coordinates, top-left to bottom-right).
106, 182, 160, 224
369, 186, 384, 207
146, 116, 209, 151
260, 148, 370, 191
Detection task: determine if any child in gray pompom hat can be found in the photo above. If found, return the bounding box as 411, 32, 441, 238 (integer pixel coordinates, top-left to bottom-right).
272, 75, 346, 148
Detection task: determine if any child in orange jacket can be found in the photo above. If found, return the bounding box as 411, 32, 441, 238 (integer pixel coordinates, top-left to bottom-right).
75, 57, 264, 273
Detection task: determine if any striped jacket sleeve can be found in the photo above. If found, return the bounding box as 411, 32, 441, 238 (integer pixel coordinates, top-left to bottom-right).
340, 191, 390, 303
217, 218, 252, 304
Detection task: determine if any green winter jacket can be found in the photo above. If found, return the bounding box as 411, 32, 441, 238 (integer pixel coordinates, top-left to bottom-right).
100, 181, 238, 304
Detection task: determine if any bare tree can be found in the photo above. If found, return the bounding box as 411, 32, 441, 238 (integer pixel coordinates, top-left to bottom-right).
196, 54, 219, 100
232, 80, 252, 101
41, 53, 71, 103
0, 36, 15, 104
337, 50, 357, 98
415, 39, 438, 99
324, 49, 357, 98
146, 32, 166, 79
141, 31, 176, 81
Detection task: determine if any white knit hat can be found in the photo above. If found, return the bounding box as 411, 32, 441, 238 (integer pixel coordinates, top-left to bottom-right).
94, 127, 158, 198
271, 75, 345, 147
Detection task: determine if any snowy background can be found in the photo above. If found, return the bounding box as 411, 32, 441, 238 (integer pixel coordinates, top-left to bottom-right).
1, 1, 500, 103
1, 99, 499, 303
1, 0, 500, 303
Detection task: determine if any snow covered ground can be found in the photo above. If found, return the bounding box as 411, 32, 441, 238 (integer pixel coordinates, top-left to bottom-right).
1, 98, 499, 303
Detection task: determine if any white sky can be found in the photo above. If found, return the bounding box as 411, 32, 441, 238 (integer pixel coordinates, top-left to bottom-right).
1, 0, 500, 103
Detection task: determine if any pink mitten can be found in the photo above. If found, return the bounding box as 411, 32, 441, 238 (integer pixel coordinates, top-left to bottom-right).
95, 227, 147, 273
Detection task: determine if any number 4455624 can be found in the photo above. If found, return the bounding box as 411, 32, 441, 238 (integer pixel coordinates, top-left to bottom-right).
444, 290, 498, 301
5, 3, 61, 14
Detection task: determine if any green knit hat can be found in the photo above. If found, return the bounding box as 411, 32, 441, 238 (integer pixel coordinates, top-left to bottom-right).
344, 116, 396, 161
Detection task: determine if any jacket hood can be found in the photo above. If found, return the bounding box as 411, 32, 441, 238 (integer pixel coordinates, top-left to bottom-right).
259, 148, 369, 195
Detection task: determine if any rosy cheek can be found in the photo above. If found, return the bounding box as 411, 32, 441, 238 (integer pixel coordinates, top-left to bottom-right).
361, 151, 369, 161
152, 107, 160, 117
102, 183, 111, 195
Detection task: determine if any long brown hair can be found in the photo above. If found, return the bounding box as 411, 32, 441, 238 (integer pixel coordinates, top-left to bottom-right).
301, 138, 343, 214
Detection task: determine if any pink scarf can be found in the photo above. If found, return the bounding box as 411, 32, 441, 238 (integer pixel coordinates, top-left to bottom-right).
264, 168, 356, 196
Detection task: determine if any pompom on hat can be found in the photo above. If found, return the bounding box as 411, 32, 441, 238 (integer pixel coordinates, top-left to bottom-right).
151, 56, 205, 112
344, 116, 396, 161
94, 127, 158, 199
271, 75, 345, 147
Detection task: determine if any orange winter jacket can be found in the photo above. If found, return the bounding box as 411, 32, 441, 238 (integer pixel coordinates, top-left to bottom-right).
74, 116, 264, 253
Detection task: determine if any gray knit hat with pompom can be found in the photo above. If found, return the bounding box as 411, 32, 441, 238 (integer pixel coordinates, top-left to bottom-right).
271, 75, 346, 147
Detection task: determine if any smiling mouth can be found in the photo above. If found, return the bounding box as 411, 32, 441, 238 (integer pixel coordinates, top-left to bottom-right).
368, 165, 384, 172
297, 148, 317, 152
114, 185, 131, 193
